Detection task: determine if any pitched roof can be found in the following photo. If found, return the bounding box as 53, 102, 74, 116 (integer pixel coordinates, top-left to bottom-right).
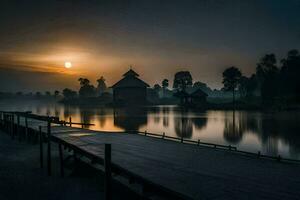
112, 73, 150, 88
190, 89, 208, 97
123, 69, 139, 77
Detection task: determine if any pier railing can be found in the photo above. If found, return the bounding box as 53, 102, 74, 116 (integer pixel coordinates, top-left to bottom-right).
137, 130, 237, 151
136, 130, 300, 164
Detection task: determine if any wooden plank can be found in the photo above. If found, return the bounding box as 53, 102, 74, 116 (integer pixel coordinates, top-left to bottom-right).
104, 144, 112, 200
58, 143, 64, 177
51, 131, 300, 200
47, 121, 51, 176
39, 126, 43, 168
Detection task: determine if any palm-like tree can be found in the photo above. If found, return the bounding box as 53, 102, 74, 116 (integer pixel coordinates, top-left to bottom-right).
162, 79, 169, 97
222, 66, 242, 109
78, 78, 90, 87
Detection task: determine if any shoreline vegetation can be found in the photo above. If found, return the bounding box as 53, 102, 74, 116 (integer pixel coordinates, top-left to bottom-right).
0, 49, 299, 111
0, 96, 299, 112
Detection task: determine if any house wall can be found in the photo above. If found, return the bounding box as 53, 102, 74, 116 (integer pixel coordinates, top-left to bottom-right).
113, 87, 147, 104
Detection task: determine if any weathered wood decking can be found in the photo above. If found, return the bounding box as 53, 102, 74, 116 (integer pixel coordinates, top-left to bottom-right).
1, 111, 300, 199
50, 127, 300, 199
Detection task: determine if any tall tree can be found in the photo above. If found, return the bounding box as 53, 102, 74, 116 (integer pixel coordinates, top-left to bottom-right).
96, 76, 107, 96
173, 71, 193, 91
78, 78, 95, 98
222, 66, 242, 107
162, 79, 169, 89
193, 81, 212, 94
153, 84, 161, 93
54, 90, 60, 98
280, 49, 300, 99
78, 78, 90, 87
256, 54, 279, 104
238, 74, 257, 98
162, 79, 169, 97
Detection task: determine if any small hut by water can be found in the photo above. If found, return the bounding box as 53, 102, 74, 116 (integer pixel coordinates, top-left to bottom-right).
174, 88, 208, 107
190, 89, 208, 106
111, 69, 150, 105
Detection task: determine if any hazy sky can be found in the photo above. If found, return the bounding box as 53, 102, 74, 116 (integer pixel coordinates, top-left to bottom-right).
0, 0, 299, 92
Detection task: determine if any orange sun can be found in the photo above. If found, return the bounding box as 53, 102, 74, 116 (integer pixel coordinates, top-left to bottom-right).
64, 61, 72, 69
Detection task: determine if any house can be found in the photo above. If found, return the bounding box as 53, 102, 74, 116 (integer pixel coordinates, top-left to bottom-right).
173, 88, 208, 107
190, 89, 208, 106
111, 69, 150, 105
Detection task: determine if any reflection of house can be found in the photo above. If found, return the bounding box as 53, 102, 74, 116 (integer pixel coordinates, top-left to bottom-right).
113, 107, 147, 131
112, 69, 150, 105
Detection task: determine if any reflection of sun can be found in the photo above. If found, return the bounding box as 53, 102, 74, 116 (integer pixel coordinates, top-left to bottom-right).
64, 61, 72, 69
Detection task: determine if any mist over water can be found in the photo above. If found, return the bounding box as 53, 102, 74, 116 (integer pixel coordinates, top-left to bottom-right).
1, 99, 300, 159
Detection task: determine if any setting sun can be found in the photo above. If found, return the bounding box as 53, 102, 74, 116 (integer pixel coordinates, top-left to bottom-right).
64, 61, 72, 69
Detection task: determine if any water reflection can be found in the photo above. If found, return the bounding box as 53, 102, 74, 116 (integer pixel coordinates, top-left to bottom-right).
192, 115, 207, 130
223, 111, 244, 144
96, 108, 107, 128
162, 107, 170, 127
113, 107, 147, 131
174, 116, 193, 138
0, 100, 300, 159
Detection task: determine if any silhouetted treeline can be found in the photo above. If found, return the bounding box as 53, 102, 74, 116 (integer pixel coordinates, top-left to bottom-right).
60, 76, 112, 105
220, 49, 300, 108
0, 90, 62, 100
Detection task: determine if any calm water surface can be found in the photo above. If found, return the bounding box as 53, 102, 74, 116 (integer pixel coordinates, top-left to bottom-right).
1, 99, 300, 159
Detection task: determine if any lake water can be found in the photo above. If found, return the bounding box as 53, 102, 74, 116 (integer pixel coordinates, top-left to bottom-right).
1, 99, 300, 159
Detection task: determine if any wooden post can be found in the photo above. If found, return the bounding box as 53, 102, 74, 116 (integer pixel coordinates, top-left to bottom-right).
25, 117, 28, 141
8, 114, 11, 133
277, 155, 281, 162
5, 114, 7, 131
144, 131, 147, 136
11, 115, 15, 139
4, 114, 6, 131
69, 117, 72, 127
257, 151, 261, 158
3, 113, 5, 130
229, 145, 232, 151
58, 143, 64, 177
0, 112, 3, 128
17, 115, 20, 141
197, 139, 200, 146
47, 120, 51, 176
104, 144, 112, 200
181, 137, 183, 143
39, 126, 43, 168
162, 132, 165, 139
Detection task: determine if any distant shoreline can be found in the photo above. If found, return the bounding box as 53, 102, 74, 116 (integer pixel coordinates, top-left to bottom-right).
0, 97, 299, 112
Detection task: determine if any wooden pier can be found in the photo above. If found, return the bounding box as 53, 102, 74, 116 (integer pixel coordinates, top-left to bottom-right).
0, 111, 300, 200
